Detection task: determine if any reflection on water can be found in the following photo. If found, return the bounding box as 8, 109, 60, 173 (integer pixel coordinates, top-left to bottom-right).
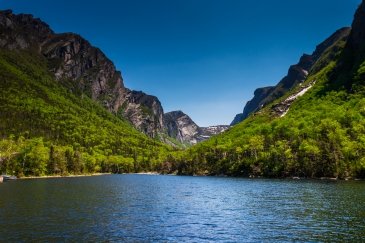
0, 175, 364, 242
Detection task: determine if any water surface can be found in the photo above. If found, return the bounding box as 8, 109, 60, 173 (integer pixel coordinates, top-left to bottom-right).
0, 175, 364, 242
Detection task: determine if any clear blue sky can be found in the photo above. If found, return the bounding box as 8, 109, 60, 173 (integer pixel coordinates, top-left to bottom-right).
0, 0, 361, 126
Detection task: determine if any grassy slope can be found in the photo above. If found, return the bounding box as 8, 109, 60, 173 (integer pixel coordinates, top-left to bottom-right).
0, 49, 172, 176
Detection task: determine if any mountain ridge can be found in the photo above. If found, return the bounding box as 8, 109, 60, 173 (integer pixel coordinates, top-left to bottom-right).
231, 27, 351, 125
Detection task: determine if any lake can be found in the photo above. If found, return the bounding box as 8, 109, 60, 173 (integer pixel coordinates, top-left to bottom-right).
0, 174, 364, 242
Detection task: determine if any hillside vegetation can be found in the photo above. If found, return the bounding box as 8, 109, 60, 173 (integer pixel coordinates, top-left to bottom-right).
174, 24, 365, 179
0, 49, 172, 176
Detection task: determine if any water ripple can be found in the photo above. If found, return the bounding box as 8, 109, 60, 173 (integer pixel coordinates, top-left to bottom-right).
0, 175, 364, 242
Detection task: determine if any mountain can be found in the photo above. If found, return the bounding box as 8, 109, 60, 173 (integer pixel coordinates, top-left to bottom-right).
231, 27, 351, 125
121, 90, 164, 138
177, 1, 365, 178
0, 10, 174, 176
2, 0, 365, 179
0, 10, 165, 138
164, 111, 200, 145
0, 9, 229, 177
164, 110, 229, 145
0, 9, 227, 149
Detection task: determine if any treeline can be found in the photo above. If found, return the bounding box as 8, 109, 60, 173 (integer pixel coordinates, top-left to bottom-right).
0, 136, 173, 176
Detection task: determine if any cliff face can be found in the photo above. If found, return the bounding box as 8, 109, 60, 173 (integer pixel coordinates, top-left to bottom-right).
0, 10, 165, 137
164, 111, 229, 145
347, 1, 365, 51
0, 10, 53, 49
122, 90, 164, 137
231, 27, 351, 125
164, 111, 200, 144
41, 33, 127, 112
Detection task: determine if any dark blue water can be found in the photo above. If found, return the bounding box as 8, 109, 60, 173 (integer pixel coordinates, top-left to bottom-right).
0, 174, 364, 242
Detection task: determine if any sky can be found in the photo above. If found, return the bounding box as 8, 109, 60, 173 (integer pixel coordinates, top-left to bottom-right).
0, 0, 361, 126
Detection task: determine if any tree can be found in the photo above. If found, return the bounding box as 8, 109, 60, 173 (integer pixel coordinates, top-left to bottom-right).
22, 138, 49, 176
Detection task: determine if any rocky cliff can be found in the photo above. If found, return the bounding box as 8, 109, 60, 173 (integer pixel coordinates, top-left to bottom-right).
41, 33, 127, 112
231, 27, 351, 125
122, 90, 164, 137
164, 111, 229, 145
164, 111, 200, 144
0, 10, 53, 49
0, 10, 164, 138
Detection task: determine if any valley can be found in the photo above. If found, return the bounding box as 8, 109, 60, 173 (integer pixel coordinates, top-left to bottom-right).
1, 1, 365, 179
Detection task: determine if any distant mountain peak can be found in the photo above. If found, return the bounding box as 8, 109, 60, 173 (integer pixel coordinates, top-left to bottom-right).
164, 111, 229, 145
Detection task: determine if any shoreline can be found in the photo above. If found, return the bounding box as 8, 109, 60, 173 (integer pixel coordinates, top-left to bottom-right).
14, 172, 364, 181
130, 172, 161, 175
18, 173, 111, 180
17, 172, 163, 180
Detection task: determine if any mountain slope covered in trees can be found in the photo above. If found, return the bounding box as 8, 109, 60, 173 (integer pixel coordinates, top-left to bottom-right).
175, 2, 365, 179
0, 48, 173, 176
0, 10, 184, 141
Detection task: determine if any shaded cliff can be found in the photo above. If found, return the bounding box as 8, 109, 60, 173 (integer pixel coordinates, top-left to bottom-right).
347, 1, 365, 51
